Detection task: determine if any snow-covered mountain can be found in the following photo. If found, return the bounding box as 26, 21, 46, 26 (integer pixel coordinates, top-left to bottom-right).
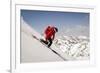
21, 17, 90, 62
53, 35, 90, 60
21, 18, 63, 63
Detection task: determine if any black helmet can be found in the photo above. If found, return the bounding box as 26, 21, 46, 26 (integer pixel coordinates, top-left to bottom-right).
54, 27, 58, 32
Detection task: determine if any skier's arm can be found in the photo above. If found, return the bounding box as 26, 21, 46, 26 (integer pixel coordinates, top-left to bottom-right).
52, 34, 55, 40
44, 26, 50, 34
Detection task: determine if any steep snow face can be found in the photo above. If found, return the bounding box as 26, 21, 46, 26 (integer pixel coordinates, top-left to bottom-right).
21, 18, 90, 62
21, 17, 42, 39
21, 18, 63, 63
54, 36, 90, 60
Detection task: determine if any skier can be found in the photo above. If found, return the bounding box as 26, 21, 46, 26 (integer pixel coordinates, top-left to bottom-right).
41, 25, 58, 48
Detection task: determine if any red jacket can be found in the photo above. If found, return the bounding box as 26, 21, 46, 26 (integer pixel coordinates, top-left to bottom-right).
44, 26, 55, 40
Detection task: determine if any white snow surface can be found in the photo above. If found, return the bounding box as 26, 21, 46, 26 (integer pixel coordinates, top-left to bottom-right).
21, 18, 64, 63
21, 18, 90, 63
54, 36, 90, 60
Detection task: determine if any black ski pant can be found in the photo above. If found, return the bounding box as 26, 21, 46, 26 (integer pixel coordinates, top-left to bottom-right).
47, 38, 52, 47
40, 38, 53, 47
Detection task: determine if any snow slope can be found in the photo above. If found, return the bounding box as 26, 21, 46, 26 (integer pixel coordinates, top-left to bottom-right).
21, 18, 63, 63
21, 18, 89, 62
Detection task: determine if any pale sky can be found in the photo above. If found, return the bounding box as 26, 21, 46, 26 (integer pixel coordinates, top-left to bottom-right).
21, 10, 89, 37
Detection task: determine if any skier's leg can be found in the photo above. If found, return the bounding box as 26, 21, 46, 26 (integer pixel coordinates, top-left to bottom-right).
48, 38, 52, 47
40, 39, 48, 44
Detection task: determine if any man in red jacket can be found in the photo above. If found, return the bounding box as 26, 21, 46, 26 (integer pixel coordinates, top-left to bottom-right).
41, 25, 58, 47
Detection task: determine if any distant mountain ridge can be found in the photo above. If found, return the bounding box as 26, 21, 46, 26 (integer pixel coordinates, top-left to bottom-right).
54, 35, 89, 60
21, 17, 90, 62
